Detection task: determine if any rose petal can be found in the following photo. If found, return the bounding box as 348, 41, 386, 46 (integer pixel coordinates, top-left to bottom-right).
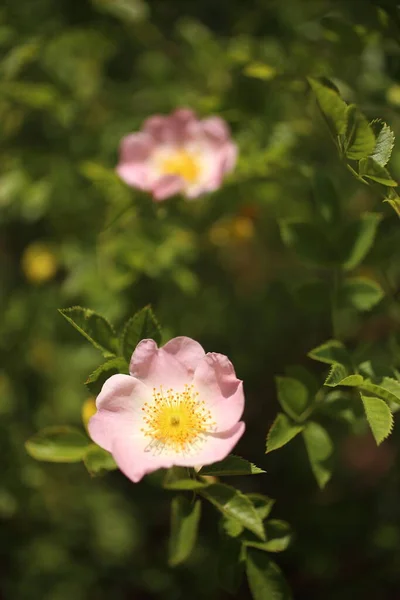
112, 432, 176, 483
152, 174, 184, 201
119, 132, 155, 163
130, 339, 192, 389
95, 374, 151, 414
162, 336, 205, 376
201, 116, 231, 143
192, 353, 244, 431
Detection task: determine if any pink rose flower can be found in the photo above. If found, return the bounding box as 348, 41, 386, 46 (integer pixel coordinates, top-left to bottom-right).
88, 337, 245, 482
116, 109, 238, 201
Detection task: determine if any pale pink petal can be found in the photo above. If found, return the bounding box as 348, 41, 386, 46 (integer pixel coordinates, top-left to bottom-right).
119, 132, 155, 162
88, 411, 136, 453
129, 339, 192, 389
116, 163, 153, 190
162, 336, 205, 376
143, 109, 196, 145
173, 421, 246, 467
95, 374, 151, 414
221, 141, 238, 173
152, 174, 184, 201
201, 116, 231, 142
193, 353, 244, 431
112, 433, 176, 483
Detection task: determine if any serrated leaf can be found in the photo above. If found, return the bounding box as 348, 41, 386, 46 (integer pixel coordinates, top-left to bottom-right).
307, 339, 350, 366
83, 445, 117, 476
246, 494, 275, 521
359, 157, 397, 186
308, 77, 348, 136
340, 277, 384, 312
200, 483, 265, 541
246, 549, 292, 600
344, 105, 376, 160
168, 496, 201, 567
59, 307, 117, 357
279, 220, 333, 266
360, 394, 393, 445
26, 427, 91, 463
340, 213, 382, 271
199, 455, 265, 477
360, 380, 400, 406
85, 357, 129, 395
243, 520, 292, 553
324, 363, 363, 387
163, 467, 209, 490
302, 422, 333, 489
275, 376, 311, 421
371, 120, 395, 167
384, 194, 400, 217
266, 413, 304, 454
120, 306, 161, 363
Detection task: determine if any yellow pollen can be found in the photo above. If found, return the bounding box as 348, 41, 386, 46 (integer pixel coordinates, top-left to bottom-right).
160, 150, 200, 183
141, 385, 215, 453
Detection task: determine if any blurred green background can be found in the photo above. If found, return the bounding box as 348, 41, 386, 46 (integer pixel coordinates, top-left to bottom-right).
2, 0, 400, 598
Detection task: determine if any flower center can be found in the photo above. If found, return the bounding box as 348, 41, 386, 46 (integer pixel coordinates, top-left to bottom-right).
141, 385, 214, 454
160, 150, 200, 183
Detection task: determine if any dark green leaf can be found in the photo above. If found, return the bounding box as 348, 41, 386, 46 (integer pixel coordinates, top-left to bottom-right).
199, 455, 265, 477
83, 445, 118, 476
200, 483, 265, 540
169, 496, 201, 567
279, 221, 333, 266
266, 413, 304, 454
275, 376, 311, 421
312, 172, 341, 224
302, 422, 333, 489
85, 357, 129, 395
59, 307, 117, 357
246, 494, 275, 521
244, 520, 292, 553
246, 549, 292, 600
218, 525, 244, 593
120, 306, 161, 363
340, 213, 382, 271
340, 277, 384, 311
360, 394, 393, 445
308, 339, 350, 366
308, 77, 348, 136
359, 157, 397, 186
26, 426, 91, 463
344, 105, 376, 160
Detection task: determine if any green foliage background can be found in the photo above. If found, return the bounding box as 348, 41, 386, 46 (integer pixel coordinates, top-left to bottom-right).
2, 0, 400, 598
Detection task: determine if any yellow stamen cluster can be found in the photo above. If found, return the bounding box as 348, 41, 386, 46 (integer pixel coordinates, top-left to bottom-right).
141, 385, 214, 454
160, 150, 200, 183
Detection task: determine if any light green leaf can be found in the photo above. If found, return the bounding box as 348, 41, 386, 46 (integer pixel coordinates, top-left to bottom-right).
199, 455, 265, 477
359, 157, 397, 187
168, 496, 201, 567
340, 213, 382, 271
200, 483, 265, 541
279, 220, 333, 266
359, 380, 400, 406
371, 120, 395, 167
307, 339, 350, 366
275, 376, 311, 421
163, 467, 209, 491
26, 426, 91, 463
324, 363, 363, 387
59, 307, 117, 357
344, 105, 376, 160
384, 194, 400, 217
308, 77, 348, 136
243, 520, 292, 553
83, 445, 118, 476
360, 394, 393, 445
266, 413, 304, 454
340, 277, 384, 311
85, 357, 129, 395
120, 306, 161, 363
246, 549, 292, 600
302, 422, 333, 489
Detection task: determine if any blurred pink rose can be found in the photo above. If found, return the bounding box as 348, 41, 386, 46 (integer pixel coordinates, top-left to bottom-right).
88, 336, 245, 483
116, 109, 238, 201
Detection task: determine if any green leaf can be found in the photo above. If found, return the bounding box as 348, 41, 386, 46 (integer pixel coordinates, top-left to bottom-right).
163, 467, 209, 491
308, 339, 350, 366
308, 77, 348, 136
344, 105, 376, 160
312, 172, 341, 224
200, 483, 265, 541
275, 376, 311, 421
359, 157, 397, 186
85, 357, 129, 395
371, 120, 395, 167
266, 413, 304, 454
360, 394, 393, 445
168, 496, 201, 567
120, 306, 161, 363
279, 221, 333, 266
246, 494, 275, 521
324, 364, 363, 387
218, 525, 244, 593
199, 455, 265, 477
59, 307, 117, 357
340, 213, 382, 271
360, 380, 400, 406
384, 193, 400, 217
26, 426, 91, 463
302, 422, 333, 489
246, 549, 292, 600
243, 520, 292, 553
83, 445, 118, 476
340, 277, 384, 311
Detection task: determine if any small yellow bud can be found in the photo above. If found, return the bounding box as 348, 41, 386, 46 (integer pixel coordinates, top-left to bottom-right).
21, 243, 58, 284
82, 397, 97, 432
